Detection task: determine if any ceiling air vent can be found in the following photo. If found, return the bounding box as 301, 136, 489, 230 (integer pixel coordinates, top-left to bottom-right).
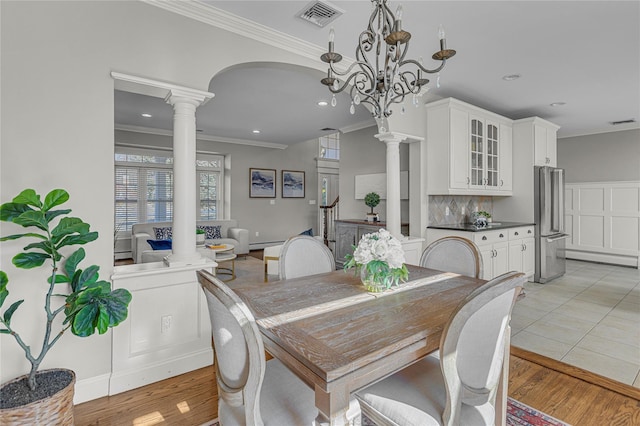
297, 1, 344, 28
610, 119, 636, 125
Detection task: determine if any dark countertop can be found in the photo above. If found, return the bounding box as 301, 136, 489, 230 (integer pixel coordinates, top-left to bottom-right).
336, 219, 409, 226
428, 221, 535, 232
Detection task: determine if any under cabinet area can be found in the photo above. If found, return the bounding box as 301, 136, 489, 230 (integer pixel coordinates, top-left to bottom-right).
335, 220, 409, 268
427, 224, 535, 280
425, 98, 513, 196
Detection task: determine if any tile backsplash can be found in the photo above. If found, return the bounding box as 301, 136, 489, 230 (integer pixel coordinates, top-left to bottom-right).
429, 195, 493, 225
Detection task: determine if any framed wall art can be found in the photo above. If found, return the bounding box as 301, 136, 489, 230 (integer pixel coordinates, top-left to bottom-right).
282, 170, 305, 198
250, 168, 276, 198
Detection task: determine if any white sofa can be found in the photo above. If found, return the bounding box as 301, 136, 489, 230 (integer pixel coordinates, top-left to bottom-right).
131, 220, 249, 264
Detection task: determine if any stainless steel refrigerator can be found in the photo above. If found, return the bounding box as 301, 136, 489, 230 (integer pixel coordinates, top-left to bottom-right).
534, 166, 570, 283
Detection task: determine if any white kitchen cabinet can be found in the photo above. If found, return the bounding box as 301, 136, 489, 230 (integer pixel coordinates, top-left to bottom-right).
426, 225, 534, 280
426, 98, 512, 196
508, 226, 535, 279
474, 230, 509, 279
534, 122, 558, 167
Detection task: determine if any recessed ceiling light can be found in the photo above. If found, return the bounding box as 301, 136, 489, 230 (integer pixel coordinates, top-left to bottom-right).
318, 100, 329, 106
252, 130, 261, 134
141, 113, 152, 118
550, 102, 566, 107
502, 74, 521, 81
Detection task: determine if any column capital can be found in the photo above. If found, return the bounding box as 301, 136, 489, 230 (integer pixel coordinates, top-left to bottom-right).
165, 88, 214, 107
374, 132, 412, 144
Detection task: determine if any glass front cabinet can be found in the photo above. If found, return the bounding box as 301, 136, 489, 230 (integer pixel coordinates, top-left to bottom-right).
426, 98, 512, 196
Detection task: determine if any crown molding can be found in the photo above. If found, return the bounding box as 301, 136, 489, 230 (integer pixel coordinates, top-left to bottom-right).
339, 119, 376, 134
141, 0, 342, 69
115, 124, 288, 150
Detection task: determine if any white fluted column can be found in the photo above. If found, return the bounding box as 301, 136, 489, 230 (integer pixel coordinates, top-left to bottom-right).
375, 132, 408, 239
164, 89, 211, 266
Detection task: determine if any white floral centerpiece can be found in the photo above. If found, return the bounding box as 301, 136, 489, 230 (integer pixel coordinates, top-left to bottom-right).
344, 229, 409, 292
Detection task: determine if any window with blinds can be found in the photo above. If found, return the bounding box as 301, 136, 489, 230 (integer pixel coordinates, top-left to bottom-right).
115, 147, 223, 232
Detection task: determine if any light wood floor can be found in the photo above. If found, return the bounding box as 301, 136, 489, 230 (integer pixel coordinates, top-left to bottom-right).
74, 347, 640, 426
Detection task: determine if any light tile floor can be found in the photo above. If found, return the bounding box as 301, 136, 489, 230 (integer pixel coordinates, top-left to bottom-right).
511, 259, 640, 388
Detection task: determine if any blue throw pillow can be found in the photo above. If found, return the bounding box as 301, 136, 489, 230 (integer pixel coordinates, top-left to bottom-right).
299, 228, 313, 237
147, 239, 172, 250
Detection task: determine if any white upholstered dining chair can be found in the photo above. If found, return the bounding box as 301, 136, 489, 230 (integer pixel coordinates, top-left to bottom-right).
278, 235, 335, 280
197, 269, 360, 426
355, 271, 525, 426
420, 236, 484, 279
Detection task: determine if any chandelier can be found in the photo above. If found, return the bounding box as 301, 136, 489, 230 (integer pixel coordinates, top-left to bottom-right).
320, 0, 456, 119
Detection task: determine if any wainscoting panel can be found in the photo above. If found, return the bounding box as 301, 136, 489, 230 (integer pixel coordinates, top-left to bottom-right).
109, 262, 216, 396
565, 181, 640, 267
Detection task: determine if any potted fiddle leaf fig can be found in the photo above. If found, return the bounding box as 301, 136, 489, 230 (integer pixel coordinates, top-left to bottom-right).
0, 189, 132, 424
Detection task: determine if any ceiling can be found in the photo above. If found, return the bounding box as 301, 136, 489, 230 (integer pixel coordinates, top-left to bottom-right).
115, 1, 640, 145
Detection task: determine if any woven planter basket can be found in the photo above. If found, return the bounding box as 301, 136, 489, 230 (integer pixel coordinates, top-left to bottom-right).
0, 368, 75, 426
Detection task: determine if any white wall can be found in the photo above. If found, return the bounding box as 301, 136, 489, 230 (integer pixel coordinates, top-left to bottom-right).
558, 129, 640, 183
0, 0, 330, 395
339, 126, 410, 223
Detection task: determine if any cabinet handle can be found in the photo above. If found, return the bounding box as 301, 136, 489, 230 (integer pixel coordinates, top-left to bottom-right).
467, 177, 470, 184
492, 249, 497, 257
482, 236, 487, 241
514, 231, 519, 236
500, 179, 504, 187
522, 243, 526, 251
528, 230, 532, 234
499, 233, 504, 238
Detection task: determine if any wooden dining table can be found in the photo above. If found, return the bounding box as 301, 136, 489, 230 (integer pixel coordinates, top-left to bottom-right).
234, 264, 491, 425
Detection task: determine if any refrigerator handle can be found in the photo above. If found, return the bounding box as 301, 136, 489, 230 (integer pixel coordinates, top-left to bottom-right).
557, 169, 565, 233
546, 233, 571, 243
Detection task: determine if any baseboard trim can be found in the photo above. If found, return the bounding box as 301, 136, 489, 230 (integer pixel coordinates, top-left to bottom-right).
108, 349, 213, 396
511, 346, 640, 400
74, 373, 111, 404
566, 249, 639, 268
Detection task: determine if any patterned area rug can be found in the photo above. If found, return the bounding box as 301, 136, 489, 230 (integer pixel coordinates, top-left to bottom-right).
507, 398, 571, 426
201, 399, 570, 426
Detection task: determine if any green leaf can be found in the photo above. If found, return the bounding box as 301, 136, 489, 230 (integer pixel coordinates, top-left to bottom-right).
0, 232, 47, 242
0, 329, 10, 334
0, 202, 32, 222
72, 304, 98, 337
23, 241, 56, 255
67, 287, 131, 337
55, 232, 98, 250
13, 252, 50, 269
48, 273, 70, 284
64, 248, 86, 280
0, 271, 8, 307
76, 265, 99, 290
45, 209, 72, 223
3, 299, 24, 324
95, 307, 110, 334
13, 189, 42, 208
13, 210, 49, 231
51, 217, 89, 242
43, 189, 69, 211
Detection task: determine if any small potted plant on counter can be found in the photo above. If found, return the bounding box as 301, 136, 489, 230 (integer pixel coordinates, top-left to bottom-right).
364, 192, 380, 222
